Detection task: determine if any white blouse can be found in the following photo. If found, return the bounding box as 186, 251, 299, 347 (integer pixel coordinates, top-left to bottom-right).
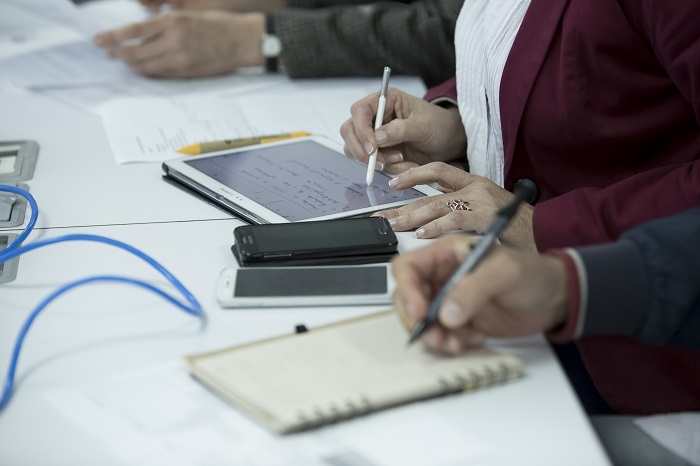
454, 0, 532, 187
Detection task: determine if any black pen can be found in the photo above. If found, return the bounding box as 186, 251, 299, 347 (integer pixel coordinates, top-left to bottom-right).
407, 194, 527, 345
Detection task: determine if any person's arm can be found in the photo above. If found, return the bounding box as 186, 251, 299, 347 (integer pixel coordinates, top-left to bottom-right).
533, 0, 700, 250
138, 0, 286, 12
286, 0, 383, 7
533, 160, 700, 250
548, 208, 700, 350
271, 0, 462, 86
423, 76, 457, 104
392, 209, 700, 354
93, 11, 266, 78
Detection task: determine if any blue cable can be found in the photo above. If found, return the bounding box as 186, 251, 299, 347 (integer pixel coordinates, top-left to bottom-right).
0, 184, 38, 252
0, 185, 205, 413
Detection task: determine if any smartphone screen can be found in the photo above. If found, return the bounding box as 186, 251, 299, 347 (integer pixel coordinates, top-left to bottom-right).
234, 217, 396, 262
235, 266, 387, 297
217, 265, 393, 307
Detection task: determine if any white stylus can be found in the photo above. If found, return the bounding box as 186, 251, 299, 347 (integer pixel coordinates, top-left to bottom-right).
366, 66, 391, 186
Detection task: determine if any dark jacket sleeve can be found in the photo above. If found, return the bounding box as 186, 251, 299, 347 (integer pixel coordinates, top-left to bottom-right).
272, 0, 462, 86
574, 208, 700, 351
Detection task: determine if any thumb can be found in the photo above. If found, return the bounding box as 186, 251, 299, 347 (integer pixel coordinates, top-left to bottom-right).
437, 251, 519, 330
375, 117, 420, 149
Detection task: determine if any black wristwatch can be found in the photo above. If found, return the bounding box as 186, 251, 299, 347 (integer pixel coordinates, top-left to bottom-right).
260, 14, 282, 73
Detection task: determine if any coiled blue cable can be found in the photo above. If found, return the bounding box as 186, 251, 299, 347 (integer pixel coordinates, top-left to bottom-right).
0, 185, 204, 412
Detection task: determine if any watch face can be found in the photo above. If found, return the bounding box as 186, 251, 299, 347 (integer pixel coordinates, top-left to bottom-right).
262, 34, 282, 57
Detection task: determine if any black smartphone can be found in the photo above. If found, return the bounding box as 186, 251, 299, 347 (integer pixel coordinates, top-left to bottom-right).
232, 217, 398, 266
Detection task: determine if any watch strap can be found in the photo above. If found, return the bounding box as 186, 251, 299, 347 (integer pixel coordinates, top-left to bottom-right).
265, 14, 278, 73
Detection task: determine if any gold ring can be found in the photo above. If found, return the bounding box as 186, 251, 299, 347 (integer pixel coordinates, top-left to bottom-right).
447, 199, 471, 211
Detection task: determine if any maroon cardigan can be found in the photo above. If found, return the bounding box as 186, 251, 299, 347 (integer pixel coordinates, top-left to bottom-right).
425, 0, 700, 414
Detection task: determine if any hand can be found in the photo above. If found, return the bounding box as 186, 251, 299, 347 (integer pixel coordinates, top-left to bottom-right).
339, 88, 466, 175
93, 11, 265, 78
377, 162, 537, 251
139, 0, 285, 13
392, 235, 569, 355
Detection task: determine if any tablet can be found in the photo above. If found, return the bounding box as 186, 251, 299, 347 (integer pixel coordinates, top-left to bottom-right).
162, 136, 441, 224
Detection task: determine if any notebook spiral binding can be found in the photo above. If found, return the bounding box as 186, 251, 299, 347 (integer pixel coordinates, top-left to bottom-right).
295, 395, 374, 431
292, 362, 520, 431
439, 362, 520, 394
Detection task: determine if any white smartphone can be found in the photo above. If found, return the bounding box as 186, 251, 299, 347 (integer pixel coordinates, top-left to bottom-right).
217, 264, 394, 308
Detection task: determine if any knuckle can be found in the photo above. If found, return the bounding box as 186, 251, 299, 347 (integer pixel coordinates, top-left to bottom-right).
350, 97, 373, 117
339, 119, 351, 138
427, 198, 447, 215
432, 162, 450, 174
392, 120, 408, 141
444, 211, 467, 229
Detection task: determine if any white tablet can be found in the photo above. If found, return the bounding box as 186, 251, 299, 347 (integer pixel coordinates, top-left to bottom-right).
162, 136, 441, 224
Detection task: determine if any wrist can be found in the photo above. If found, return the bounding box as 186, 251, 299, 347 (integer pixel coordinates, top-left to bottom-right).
545, 250, 581, 342
259, 13, 283, 72
547, 256, 570, 329
442, 105, 467, 159
234, 13, 266, 68
227, 0, 286, 13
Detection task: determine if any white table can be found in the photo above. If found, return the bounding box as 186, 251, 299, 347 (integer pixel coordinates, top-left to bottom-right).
0, 4, 610, 462
0, 221, 610, 465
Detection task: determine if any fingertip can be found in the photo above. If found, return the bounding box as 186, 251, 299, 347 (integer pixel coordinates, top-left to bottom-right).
384, 151, 403, 165
440, 301, 466, 328
421, 327, 444, 350
377, 208, 400, 220
94, 32, 113, 47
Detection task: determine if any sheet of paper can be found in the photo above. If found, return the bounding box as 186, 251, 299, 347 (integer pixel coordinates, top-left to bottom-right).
43, 361, 491, 466
100, 95, 258, 163
634, 413, 700, 466
234, 88, 370, 142
0, 0, 145, 89
99, 83, 377, 164
78, 0, 151, 31
0, 2, 83, 60
0, 40, 134, 89
5, 0, 101, 37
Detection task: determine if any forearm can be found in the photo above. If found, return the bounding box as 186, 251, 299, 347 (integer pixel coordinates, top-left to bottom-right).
548, 208, 700, 350
272, 0, 460, 86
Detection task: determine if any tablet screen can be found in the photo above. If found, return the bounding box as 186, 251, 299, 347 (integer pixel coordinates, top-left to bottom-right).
183, 140, 427, 222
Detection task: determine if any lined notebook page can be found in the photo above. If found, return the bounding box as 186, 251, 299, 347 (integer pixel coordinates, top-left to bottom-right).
186, 311, 522, 433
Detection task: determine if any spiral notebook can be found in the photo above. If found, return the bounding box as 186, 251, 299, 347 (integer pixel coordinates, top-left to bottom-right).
185, 311, 522, 434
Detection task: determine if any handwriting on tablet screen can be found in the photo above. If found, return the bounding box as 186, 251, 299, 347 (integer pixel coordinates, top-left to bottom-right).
185, 140, 425, 221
